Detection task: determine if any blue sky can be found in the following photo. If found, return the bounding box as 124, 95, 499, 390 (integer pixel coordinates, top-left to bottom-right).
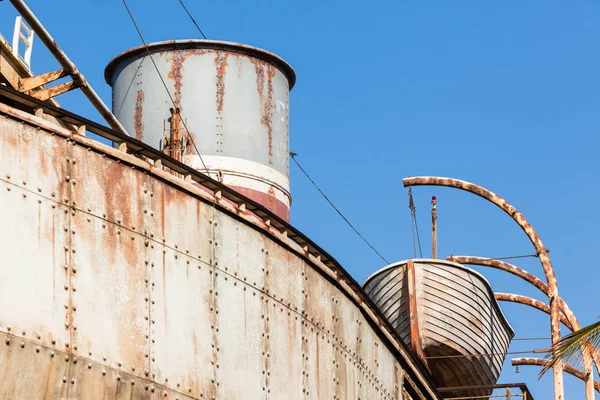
2, 1, 599, 397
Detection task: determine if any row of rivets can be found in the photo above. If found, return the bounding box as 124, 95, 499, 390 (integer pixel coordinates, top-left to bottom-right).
2, 173, 391, 397
3, 138, 397, 398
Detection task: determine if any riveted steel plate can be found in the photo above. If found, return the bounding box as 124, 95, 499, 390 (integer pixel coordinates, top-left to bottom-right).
338, 345, 359, 399
148, 180, 213, 267
69, 148, 150, 376
70, 146, 148, 237
302, 266, 335, 341
0, 185, 71, 349
332, 292, 361, 365
358, 320, 396, 399
264, 238, 305, 318
66, 350, 200, 400
0, 119, 71, 349
264, 292, 303, 399
354, 351, 371, 400
262, 237, 305, 398
0, 116, 71, 200
393, 361, 404, 399
66, 354, 120, 400
215, 272, 265, 398
213, 211, 267, 290
333, 340, 349, 399
356, 316, 379, 393
0, 337, 69, 399
303, 321, 336, 398
70, 207, 149, 376
150, 243, 216, 399
375, 336, 398, 398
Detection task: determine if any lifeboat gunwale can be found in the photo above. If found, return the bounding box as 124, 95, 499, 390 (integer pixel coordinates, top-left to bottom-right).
363, 258, 515, 338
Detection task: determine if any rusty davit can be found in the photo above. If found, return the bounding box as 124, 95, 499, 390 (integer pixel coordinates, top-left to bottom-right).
0, 1, 570, 399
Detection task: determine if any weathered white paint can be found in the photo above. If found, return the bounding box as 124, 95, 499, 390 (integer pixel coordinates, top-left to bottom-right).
0, 107, 439, 399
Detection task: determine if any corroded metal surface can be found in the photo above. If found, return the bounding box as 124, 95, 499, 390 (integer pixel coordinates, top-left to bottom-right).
9, 0, 129, 135
69, 140, 150, 378
495, 291, 599, 399
0, 116, 71, 354
407, 260, 426, 362
0, 107, 440, 398
494, 293, 573, 331
0, 337, 199, 399
363, 259, 514, 399
447, 256, 550, 297
106, 40, 293, 220
0, 34, 67, 128
404, 176, 564, 400
450, 255, 600, 378
19, 68, 66, 92
512, 358, 600, 393
134, 90, 144, 140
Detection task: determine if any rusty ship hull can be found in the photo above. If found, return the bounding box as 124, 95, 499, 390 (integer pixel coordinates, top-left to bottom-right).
0, 87, 441, 399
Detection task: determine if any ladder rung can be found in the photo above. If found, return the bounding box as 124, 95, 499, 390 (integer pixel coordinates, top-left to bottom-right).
19, 21, 32, 34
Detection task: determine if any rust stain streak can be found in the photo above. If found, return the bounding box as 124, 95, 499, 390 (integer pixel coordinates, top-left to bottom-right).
249, 58, 275, 165
214, 51, 229, 156
167, 51, 184, 110
215, 52, 229, 115
133, 90, 144, 140
254, 61, 265, 100
260, 65, 275, 165
253, 59, 274, 164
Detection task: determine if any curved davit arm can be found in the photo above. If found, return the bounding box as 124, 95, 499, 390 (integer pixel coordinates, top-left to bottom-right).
494, 293, 573, 331
512, 358, 600, 393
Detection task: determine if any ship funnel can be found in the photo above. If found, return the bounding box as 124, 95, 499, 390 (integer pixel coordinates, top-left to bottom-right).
105, 40, 296, 221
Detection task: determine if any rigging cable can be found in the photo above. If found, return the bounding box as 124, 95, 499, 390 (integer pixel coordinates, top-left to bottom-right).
408, 187, 423, 258
290, 152, 389, 265
120, 0, 211, 177
481, 253, 542, 261
409, 188, 417, 258
176, 0, 208, 39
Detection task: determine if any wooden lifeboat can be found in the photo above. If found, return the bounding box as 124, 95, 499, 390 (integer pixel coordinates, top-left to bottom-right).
363, 259, 514, 399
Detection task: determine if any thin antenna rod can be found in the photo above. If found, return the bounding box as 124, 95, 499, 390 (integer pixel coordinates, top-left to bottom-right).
432, 196, 437, 259
8, 0, 129, 136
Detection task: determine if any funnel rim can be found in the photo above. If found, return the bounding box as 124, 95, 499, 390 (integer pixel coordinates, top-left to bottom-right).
104, 39, 296, 89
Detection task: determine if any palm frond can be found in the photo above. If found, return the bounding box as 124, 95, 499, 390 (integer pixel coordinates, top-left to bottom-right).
539, 320, 600, 378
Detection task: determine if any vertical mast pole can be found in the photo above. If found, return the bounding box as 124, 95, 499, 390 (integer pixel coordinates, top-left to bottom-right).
431, 196, 437, 259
